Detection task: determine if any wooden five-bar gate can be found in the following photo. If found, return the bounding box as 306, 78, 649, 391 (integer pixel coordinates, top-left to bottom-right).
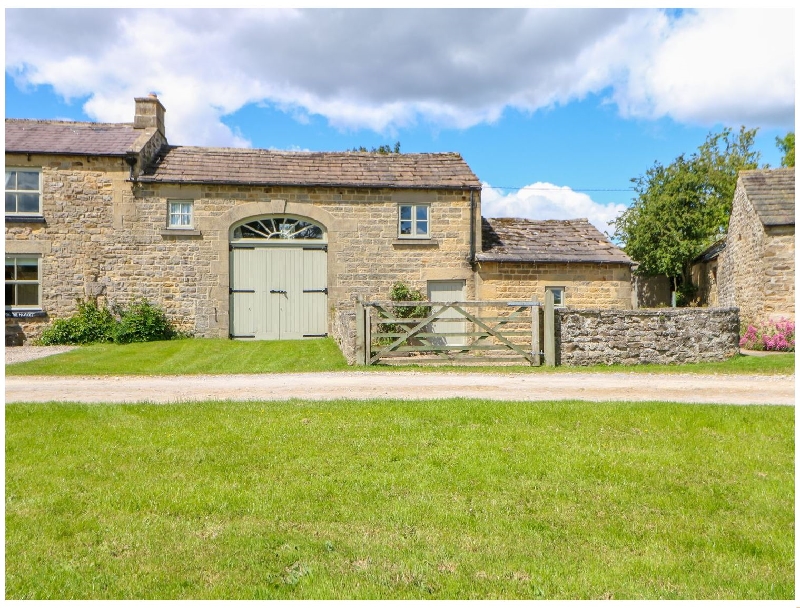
355, 294, 558, 366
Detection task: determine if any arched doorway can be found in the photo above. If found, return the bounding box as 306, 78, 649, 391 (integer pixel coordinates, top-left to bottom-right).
229, 216, 328, 339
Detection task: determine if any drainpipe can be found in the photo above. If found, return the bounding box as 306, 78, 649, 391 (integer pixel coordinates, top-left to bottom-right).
469, 189, 476, 264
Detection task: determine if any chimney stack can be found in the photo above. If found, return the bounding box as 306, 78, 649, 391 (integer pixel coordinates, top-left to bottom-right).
134, 93, 166, 136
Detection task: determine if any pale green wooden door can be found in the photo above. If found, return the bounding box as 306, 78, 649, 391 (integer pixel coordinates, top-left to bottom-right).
427, 280, 466, 346
230, 245, 327, 339
301, 247, 328, 337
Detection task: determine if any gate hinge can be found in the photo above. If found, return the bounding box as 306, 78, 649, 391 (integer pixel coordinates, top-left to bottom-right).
302, 288, 328, 294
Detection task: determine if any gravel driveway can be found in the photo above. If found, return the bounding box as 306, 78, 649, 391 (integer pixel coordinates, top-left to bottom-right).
5, 345, 794, 405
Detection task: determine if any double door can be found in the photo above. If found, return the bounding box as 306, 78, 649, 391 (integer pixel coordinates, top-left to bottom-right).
230, 245, 327, 339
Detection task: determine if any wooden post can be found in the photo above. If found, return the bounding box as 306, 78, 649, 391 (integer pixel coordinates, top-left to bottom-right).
364, 305, 372, 365
531, 304, 541, 366
355, 299, 365, 366
544, 290, 555, 367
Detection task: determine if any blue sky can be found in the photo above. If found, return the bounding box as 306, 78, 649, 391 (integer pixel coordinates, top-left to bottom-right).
5, 8, 795, 236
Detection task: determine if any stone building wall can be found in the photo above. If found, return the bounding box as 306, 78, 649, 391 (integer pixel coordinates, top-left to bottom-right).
717, 184, 765, 325
6, 157, 478, 346
5, 153, 134, 343
761, 226, 795, 321
476, 261, 631, 308
690, 258, 719, 307
556, 307, 739, 366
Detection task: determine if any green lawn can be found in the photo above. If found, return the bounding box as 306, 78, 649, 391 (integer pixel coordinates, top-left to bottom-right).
5, 399, 793, 599
5, 337, 795, 375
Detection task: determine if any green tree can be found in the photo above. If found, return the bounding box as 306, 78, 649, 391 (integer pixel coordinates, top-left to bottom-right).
348, 141, 401, 154
776, 132, 794, 167
613, 126, 760, 304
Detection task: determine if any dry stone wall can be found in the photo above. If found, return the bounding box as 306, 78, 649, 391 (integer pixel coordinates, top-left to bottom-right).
555, 307, 739, 366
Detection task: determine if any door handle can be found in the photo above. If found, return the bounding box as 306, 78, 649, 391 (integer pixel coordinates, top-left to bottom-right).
270, 289, 287, 294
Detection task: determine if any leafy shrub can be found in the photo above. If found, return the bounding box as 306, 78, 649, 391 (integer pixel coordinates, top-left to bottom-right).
37, 298, 179, 345
740, 318, 795, 352
37, 299, 116, 345
375, 282, 431, 346
389, 282, 430, 321
113, 299, 177, 344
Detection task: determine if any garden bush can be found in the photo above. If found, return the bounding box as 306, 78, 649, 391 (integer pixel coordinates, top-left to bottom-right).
113, 299, 178, 344
37, 299, 179, 345
740, 318, 795, 352
37, 300, 116, 345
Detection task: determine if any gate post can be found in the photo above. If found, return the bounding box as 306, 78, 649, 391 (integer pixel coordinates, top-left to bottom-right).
544, 290, 555, 367
355, 299, 365, 366
531, 303, 541, 366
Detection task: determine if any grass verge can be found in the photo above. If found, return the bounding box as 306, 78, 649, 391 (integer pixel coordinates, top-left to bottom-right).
5, 338, 795, 376
5, 399, 793, 599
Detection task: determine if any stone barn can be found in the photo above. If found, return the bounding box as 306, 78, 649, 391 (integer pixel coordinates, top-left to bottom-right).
716, 168, 794, 325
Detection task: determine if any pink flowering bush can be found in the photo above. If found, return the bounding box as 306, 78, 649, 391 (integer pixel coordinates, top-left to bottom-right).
739, 318, 795, 352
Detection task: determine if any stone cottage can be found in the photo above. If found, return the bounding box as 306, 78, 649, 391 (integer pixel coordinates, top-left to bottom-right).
6, 95, 630, 350
716, 167, 794, 325
475, 217, 633, 308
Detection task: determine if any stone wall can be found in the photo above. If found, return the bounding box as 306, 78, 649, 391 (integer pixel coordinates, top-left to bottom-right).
332, 308, 357, 364
556, 307, 739, 366
690, 258, 719, 307
476, 261, 631, 308
631, 274, 671, 308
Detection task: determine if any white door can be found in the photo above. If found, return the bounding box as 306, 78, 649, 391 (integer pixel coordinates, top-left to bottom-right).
427, 280, 466, 346
230, 245, 327, 339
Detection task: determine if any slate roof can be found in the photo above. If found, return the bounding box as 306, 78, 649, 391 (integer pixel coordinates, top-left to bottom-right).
137, 146, 481, 189
5, 119, 141, 156
476, 217, 633, 265
692, 238, 727, 264
739, 167, 795, 226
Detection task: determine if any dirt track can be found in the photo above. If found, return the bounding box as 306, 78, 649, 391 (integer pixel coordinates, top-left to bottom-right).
4, 371, 794, 405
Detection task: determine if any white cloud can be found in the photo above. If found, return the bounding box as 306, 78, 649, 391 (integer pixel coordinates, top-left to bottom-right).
481, 182, 628, 238
615, 9, 795, 126
5, 8, 795, 147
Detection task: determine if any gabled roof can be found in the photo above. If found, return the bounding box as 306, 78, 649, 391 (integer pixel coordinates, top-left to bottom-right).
692, 238, 727, 264
739, 167, 795, 226
476, 217, 633, 265
5, 119, 141, 156
137, 146, 481, 190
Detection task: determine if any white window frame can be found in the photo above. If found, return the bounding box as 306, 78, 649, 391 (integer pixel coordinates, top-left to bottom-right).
546, 286, 565, 307
398, 203, 430, 239
5, 256, 42, 310
167, 200, 194, 229
5, 168, 42, 216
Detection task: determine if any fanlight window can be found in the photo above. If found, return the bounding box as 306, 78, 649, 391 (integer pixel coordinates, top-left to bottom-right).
232, 217, 324, 240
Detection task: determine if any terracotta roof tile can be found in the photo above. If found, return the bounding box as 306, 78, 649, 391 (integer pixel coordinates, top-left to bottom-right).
5, 119, 141, 156
138, 146, 480, 189
739, 167, 794, 226
476, 217, 633, 264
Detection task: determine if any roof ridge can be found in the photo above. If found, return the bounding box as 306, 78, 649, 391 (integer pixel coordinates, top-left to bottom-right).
5, 118, 133, 128
163, 145, 463, 157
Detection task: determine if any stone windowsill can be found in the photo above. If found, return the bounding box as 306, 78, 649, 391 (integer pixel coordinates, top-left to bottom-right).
5, 215, 46, 224
160, 229, 202, 237
392, 238, 439, 246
